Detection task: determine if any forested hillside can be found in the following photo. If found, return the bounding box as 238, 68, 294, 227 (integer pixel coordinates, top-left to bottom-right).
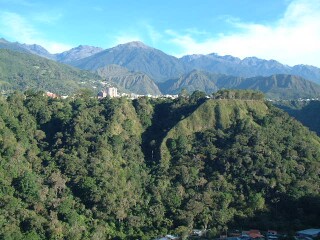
0, 49, 103, 95
0, 90, 319, 239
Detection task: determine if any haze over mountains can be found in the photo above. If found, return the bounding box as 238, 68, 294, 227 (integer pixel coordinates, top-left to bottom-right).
1, 37, 320, 99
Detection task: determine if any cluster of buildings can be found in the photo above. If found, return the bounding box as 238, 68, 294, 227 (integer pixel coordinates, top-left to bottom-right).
46, 87, 179, 100
97, 87, 179, 99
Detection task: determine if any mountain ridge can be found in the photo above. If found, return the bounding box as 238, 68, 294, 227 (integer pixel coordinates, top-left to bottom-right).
3, 38, 320, 84
70, 41, 188, 82
160, 70, 320, 99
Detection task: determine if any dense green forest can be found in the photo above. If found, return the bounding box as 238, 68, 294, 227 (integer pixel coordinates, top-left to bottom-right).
0, 90, 319, 239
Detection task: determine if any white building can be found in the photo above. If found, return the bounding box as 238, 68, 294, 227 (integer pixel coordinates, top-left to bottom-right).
106, 87, 118, 98
98, 87, 118, 98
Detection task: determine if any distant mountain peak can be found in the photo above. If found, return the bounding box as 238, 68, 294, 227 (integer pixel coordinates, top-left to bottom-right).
117, 41, 150, 49
56, 45, 103, 63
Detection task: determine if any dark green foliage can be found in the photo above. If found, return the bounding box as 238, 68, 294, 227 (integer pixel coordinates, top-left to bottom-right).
0, 91, 319, 239
212, 89, 265, 100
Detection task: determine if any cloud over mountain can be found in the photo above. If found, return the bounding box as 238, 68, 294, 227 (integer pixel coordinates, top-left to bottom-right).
165, 0, 320, 67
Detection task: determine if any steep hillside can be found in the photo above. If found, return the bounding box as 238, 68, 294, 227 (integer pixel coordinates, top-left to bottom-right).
71, 41, 187, 82
160, 99, 269, 166
96, 64, 162, 95
155, 96, 320, 232
0, 49, 104, 95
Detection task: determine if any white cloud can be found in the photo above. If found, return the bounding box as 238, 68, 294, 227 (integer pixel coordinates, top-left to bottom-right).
144, 23, 162, 45
0, 11, 71, 53
0, 12, 38, 42
109, 22, 163, 48
166, 0, 320, 67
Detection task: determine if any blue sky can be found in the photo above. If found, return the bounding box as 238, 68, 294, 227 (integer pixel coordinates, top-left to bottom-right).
0, 0, 320, 67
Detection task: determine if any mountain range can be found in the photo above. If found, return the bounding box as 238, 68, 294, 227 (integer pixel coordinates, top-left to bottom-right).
1, 37, 320, 98
72, 41, 187, 82
0, 38, 104, 63
2, 38, 320, 84
180, 54, 320, 84
68, 41, 320, 85
159, 70, 320, 99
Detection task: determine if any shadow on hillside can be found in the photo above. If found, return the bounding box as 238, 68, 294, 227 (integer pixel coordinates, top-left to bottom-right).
275, 101, 320, 136
141, 98, 206, 169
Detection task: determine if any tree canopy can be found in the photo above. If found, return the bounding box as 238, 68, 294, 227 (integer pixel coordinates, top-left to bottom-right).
0, 91, 319, 239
